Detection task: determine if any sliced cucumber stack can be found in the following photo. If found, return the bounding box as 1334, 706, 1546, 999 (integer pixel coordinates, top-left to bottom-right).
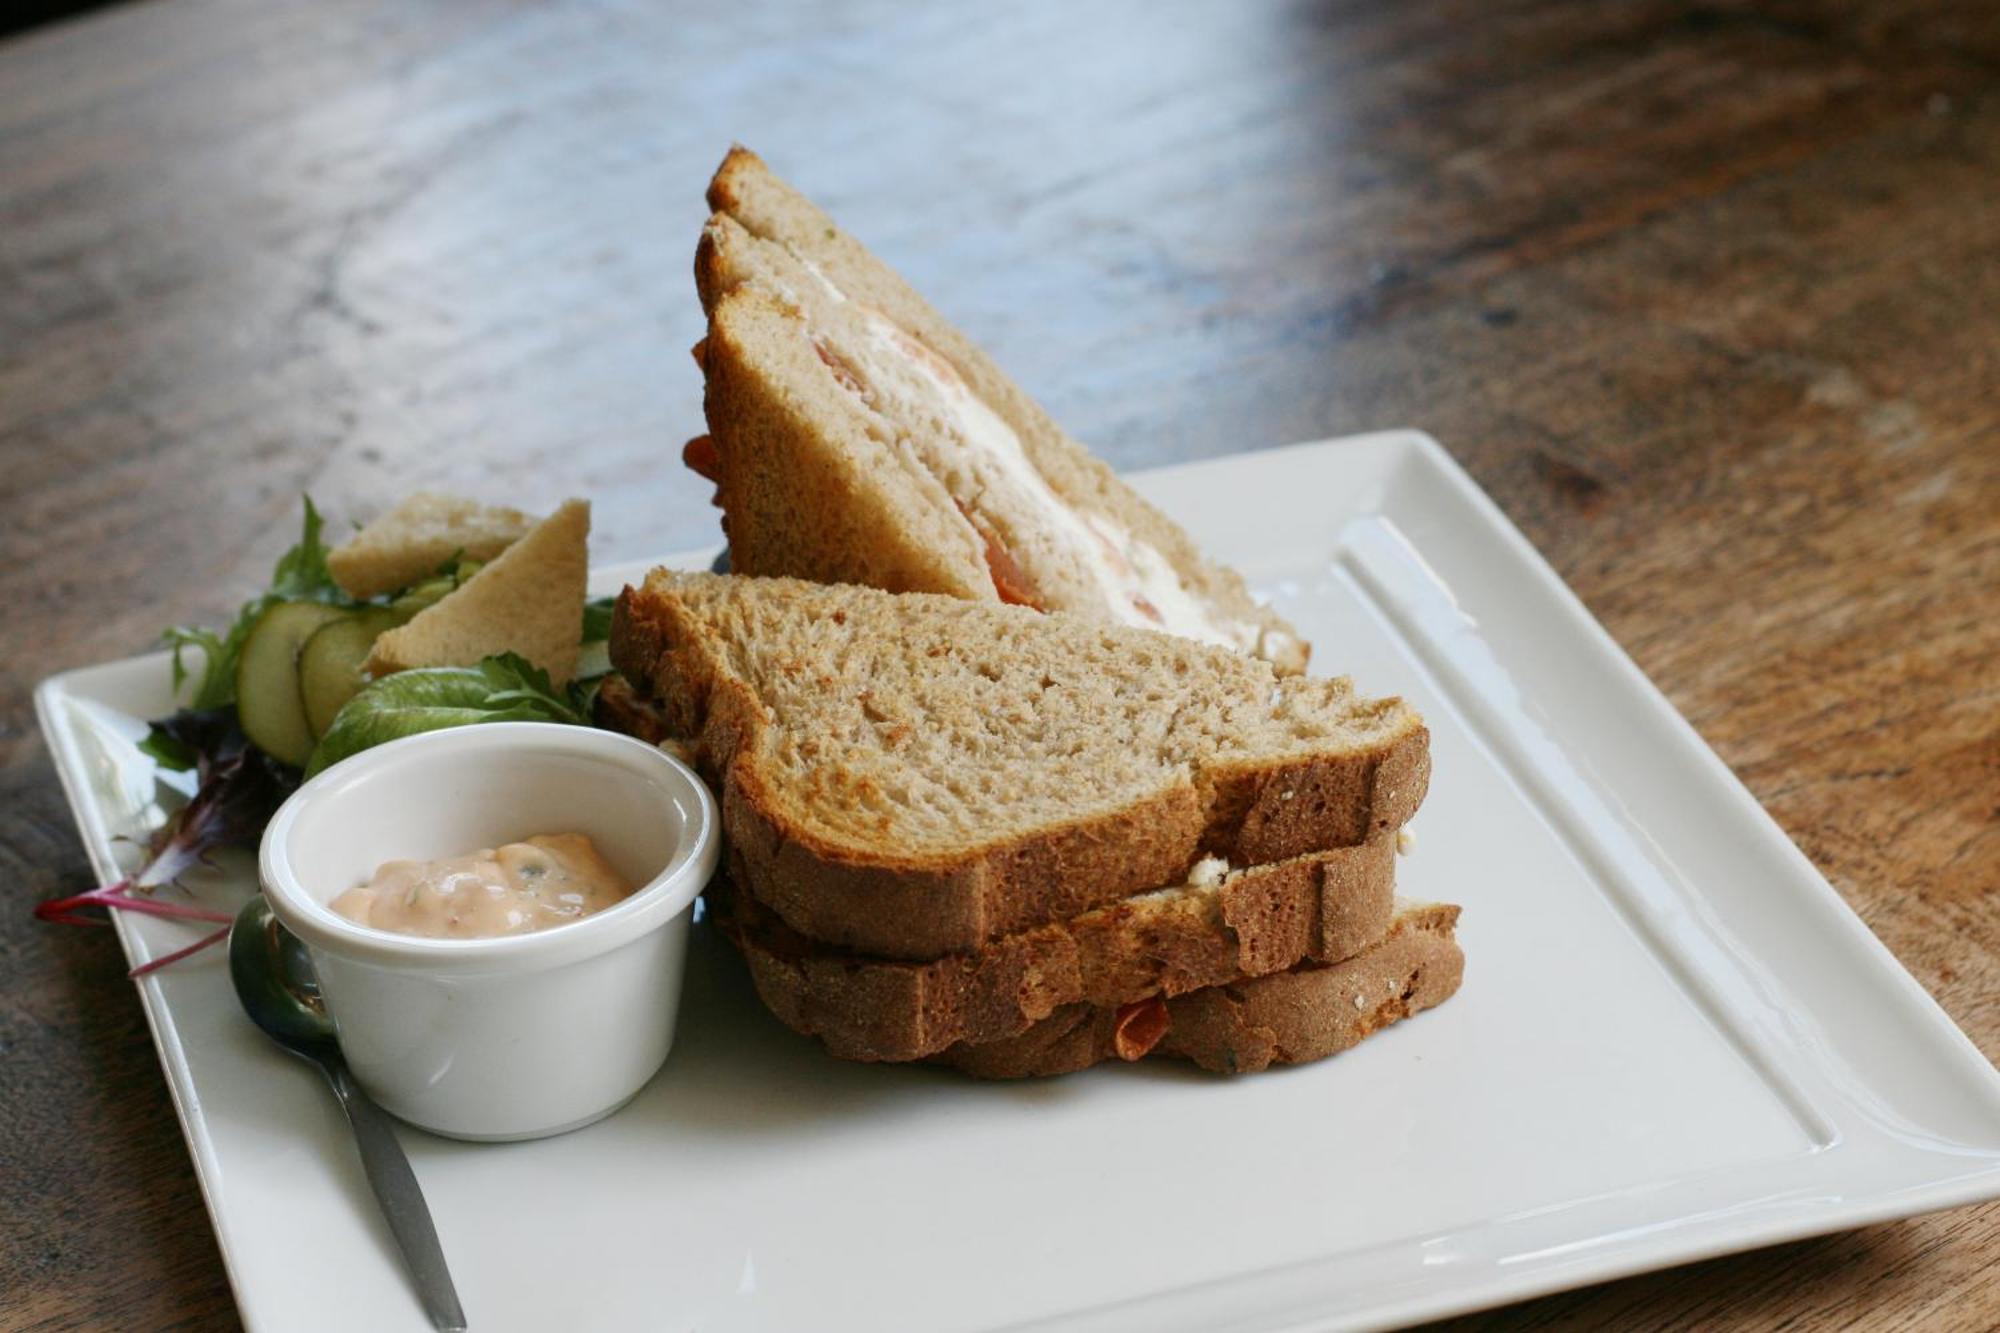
299, 607, 402, 738
235, 602, 348, 767
233, 558, 487, 769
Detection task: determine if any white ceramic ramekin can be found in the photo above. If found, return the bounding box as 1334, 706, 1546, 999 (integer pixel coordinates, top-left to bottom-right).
258, 722, 718, 1141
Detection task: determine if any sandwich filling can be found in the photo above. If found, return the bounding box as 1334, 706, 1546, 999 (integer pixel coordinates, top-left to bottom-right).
793, 257, 1270, 656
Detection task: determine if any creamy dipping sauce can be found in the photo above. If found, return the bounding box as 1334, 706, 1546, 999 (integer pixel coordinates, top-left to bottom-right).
330, 833, 635, 939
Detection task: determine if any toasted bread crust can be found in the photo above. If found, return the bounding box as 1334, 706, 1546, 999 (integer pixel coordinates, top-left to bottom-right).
937, 902, 1463, 1078
604, 576, 1430, 959
719, 836, 1399, 1062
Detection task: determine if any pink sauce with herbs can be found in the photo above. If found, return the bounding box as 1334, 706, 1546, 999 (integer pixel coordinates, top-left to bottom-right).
330, 833, 634, 939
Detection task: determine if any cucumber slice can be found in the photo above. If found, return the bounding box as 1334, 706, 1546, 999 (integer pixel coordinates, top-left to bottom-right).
574, 639, 611, 681
300, 608, 402, 738
235, 601, 348, 767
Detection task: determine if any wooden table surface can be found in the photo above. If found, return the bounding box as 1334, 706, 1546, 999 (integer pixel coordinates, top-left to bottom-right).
3, 1, 1995, 1328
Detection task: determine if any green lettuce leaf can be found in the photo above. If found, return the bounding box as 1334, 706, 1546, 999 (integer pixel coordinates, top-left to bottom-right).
304, 652, 593, 777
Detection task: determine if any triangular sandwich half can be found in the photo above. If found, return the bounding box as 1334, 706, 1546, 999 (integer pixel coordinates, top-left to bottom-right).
687, 147, 1308, 674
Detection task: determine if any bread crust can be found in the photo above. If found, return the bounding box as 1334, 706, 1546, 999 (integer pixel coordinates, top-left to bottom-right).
605, 577, 1430, 959
936, 902, 1463, 1078
720, 836, 1399, 1062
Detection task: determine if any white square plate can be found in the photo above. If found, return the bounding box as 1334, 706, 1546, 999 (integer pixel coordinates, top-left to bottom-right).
37, 432, 2000, 1332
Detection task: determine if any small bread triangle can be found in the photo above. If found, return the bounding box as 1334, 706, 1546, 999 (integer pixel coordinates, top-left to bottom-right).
367, 499, 590, 684
328, 492, 536, 599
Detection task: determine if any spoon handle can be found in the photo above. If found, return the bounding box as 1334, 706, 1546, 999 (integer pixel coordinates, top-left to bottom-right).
321, 1058, 470, 1332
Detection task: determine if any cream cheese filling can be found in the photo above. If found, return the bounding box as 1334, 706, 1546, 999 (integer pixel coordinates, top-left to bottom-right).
793, 255, 1261, 654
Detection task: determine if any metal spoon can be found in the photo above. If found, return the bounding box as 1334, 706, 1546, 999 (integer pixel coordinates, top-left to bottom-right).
229, 894, 469, 1331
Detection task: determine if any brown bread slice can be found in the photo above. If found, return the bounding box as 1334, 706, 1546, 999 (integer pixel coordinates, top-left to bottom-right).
718, 835, 1397, 1063
691, 146, 1307, 673
608, 571, 1429, 959
936, 901, 1464, 1079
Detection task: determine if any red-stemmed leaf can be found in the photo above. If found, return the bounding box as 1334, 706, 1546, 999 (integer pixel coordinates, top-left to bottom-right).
36, 707, 297, 974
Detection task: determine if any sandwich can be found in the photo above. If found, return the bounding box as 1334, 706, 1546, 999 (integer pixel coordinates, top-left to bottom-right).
683, 146, 1309, 675
603, 571, 1458, 1073
610, 149, 1462, 1077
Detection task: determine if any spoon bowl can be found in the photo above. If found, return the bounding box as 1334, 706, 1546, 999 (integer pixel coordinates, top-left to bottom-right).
229, 895, 336, 1055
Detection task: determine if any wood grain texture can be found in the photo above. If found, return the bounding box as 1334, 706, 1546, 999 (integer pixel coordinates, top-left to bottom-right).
2, 0, 1995, 1329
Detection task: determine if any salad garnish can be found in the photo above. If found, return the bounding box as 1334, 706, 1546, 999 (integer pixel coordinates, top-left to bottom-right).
37, 499, 611, 975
